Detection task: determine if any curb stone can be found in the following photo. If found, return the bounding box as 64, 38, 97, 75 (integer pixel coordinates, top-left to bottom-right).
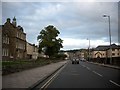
28, 61, 67, 89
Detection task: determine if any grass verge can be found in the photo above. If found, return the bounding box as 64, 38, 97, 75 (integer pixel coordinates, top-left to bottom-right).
2, 58, 65, 75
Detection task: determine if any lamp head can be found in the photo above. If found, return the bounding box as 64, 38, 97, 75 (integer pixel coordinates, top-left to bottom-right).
103, 15, 107, 17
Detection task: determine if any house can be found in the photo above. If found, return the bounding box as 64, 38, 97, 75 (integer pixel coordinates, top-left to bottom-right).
92, 46, 108, 58
106, 44, 120, 58
92, 44, 120, 58
2, 17, 26, 60
27, 42, 39, 60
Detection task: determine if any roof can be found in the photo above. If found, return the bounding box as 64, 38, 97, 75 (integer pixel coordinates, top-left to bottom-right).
110, 44, 119, 49
94, 44, 119, 51
4, 17, 25, 33
27, 42, 38, 47
94, 46, 109, 51
0, 25, 4, 28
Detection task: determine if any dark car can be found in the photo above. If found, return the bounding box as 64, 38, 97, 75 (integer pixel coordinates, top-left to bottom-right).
72, 59, 79, 64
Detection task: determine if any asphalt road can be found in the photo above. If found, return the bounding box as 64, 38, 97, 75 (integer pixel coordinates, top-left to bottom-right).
42, 60, 120, 88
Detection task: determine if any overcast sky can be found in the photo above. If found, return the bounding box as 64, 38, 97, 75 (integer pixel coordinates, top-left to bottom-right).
1, 0, 119, 50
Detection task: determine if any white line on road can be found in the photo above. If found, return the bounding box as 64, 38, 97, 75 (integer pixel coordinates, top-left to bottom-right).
41, 64, 66, 89
82, 65, 86, 67
86, 67, 90, 70
109, 80, 120, 87
92, 71, 103, 77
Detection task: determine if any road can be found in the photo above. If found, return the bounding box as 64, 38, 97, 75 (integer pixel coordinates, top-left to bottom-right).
40, 60, 120, 88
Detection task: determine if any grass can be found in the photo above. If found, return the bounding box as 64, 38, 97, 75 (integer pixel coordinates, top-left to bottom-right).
2, 58, 64, 75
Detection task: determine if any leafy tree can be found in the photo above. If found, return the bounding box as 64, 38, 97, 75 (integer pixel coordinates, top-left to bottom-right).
37, 25, 63, 58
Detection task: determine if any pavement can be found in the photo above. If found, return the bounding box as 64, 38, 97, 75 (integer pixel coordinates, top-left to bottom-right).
2, 60, 68, 88
87, 61, 120, 70
2, 60, 120, 89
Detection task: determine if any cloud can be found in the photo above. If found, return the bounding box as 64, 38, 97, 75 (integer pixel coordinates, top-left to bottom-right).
1, 0, 120, 2
61, 38, 110, 50
2, 2, 118, 50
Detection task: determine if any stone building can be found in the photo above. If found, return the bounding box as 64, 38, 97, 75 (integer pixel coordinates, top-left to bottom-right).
92, 44, 120, 58
27, 42, 39, 60
2, 17, 26, 60
106, 44, 120, 58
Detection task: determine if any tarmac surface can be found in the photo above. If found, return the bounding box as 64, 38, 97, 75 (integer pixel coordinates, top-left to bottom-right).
46, 61, 120, 88
2, 60, 120, 89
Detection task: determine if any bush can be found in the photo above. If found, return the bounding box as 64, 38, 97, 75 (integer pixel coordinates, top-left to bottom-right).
54, 53, 67, 60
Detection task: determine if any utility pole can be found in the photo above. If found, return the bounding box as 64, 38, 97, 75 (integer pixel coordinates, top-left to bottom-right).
103, 15, 112, 64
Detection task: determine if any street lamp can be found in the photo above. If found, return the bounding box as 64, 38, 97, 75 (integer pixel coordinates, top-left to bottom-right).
103, 14, 112, 64
87, 38, 90, 61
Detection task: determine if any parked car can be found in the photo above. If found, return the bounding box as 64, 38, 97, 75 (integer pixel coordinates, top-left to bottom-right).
72, 58, 79, 64
80, 58, 86, 62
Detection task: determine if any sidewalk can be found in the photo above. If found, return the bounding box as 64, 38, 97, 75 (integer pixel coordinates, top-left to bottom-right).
87, 61, 120, 70
2, 60, 68, 88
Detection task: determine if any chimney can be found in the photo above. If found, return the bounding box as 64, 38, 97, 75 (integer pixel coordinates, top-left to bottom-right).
12, 16, 17, 27
7, 18, 11, 23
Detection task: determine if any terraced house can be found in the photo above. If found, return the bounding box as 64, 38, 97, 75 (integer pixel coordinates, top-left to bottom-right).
27, 42, 39, 60
92, 44, 120, 58
2, 17, 26, 60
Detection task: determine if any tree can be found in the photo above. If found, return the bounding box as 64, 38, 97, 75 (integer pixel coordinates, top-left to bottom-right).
37, 25, 63, 58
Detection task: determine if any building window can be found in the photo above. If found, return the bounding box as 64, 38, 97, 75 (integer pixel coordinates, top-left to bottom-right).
7, 49, 9, 56
112, 49, 115, 51
16, 43, 18, 48
24, 44, 25, 49
2, 48, 9, 56
7, 37, 9, 44
3, 36, 5, 43
112, 53, 115, 56
3, 35, 9, 44
17, 32, 18, 37
2, 48, 4, 56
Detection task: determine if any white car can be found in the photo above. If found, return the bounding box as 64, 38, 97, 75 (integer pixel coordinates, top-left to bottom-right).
81, 58, 86, 62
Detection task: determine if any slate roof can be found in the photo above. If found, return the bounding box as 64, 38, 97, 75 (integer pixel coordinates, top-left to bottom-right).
94, 44, 119, 51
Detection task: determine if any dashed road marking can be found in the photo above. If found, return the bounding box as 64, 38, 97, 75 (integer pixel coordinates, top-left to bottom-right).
109, 80, 120, 87
86, 67, 90, 70
82, 65, 86, 67
92, 71, 103, 77
71, 74, 80, 76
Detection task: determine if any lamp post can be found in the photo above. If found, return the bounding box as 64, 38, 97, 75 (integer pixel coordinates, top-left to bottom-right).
103, 14, 112, 64
87, 38, 90, 61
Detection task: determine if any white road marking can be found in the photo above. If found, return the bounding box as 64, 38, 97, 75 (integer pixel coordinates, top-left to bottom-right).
71, 74, 80, 76
86, 67, 90, 70
82, 65, 86, 67
71, 71, 78, 73
109, 80, 120, 87
92, 71, 103, 77
41, 64, 66, 89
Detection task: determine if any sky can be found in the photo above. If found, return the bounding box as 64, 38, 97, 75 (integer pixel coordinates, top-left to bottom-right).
1, 0, 119, 50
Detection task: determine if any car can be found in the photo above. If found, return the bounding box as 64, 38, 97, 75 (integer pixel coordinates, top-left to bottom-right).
72, 58, 79, 64
81, 58, 86, 62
